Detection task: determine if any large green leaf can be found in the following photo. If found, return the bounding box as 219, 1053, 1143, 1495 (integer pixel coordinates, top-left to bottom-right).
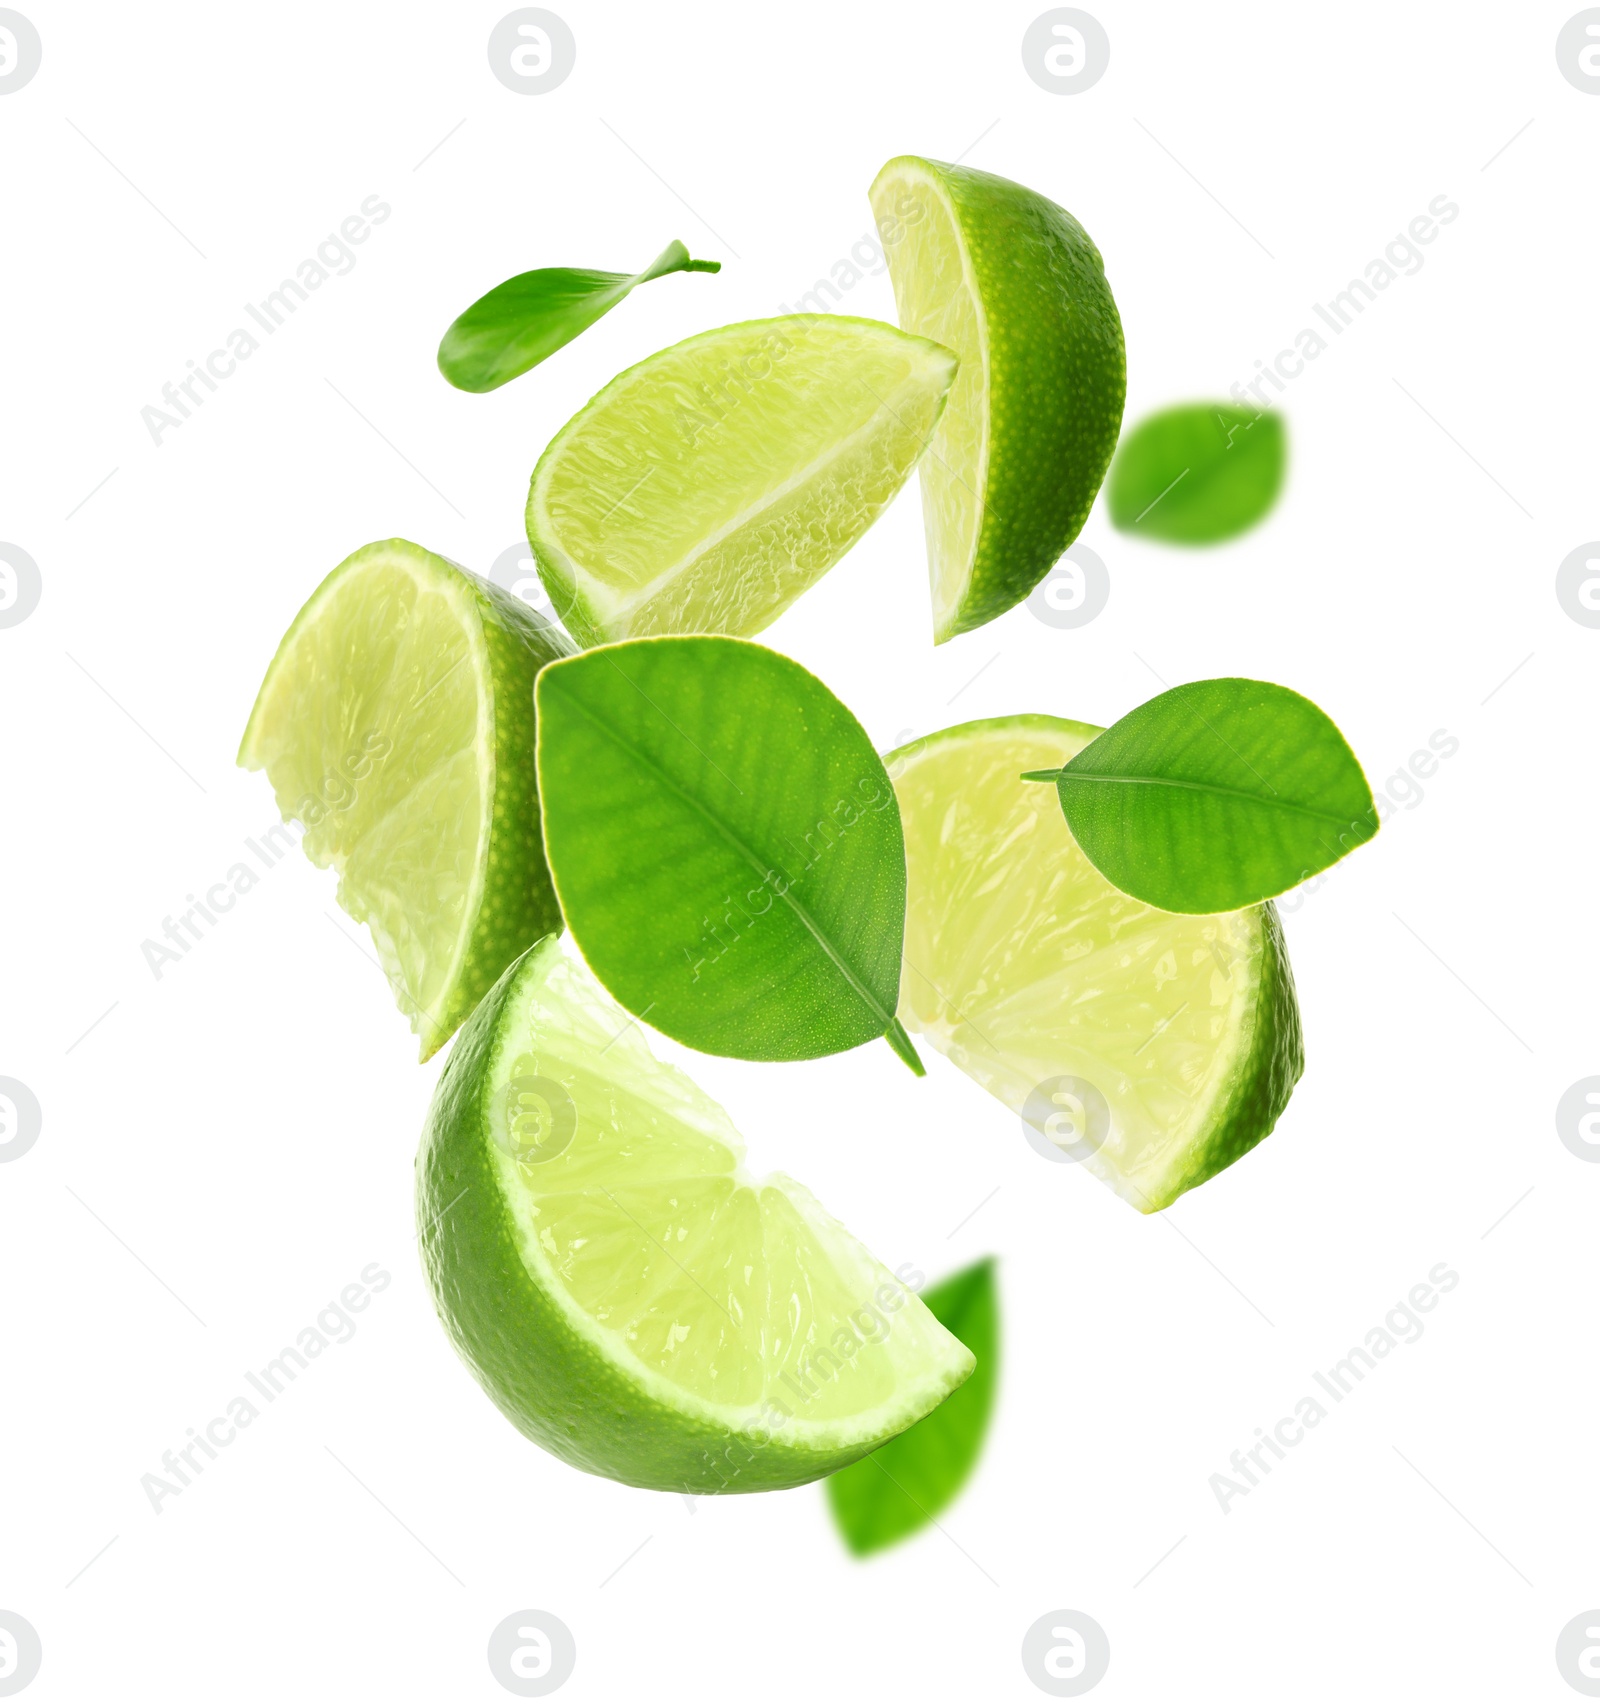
437, 241, 719, 393
1023, 678, 1377, 913
826, 1258, 998, 1555
534, 635, 922, 1071
1108, 402, 1285, 544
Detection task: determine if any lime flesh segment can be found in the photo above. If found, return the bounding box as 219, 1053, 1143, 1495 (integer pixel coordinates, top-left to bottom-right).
889, 717, 1302, 1211
870, 157, 1125, 643
872, 163, 985, 631
525, 315, 957, 645
238, 539, 571, 1059
417, 937, 974, 1491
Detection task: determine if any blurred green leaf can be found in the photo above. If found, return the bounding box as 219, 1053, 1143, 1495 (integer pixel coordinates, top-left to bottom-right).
1108, 402, 1285, 544
826, 1257, 998, 1555
437, 241, 719, 392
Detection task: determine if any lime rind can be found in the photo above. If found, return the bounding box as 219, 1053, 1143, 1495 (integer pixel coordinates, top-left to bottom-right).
1152, 898, 1302, 1207
871, 157, 1126, 643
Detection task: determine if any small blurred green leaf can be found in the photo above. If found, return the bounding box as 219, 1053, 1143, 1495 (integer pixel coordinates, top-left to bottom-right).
1108, 402, 1285, 544
437, 241, 719, 393
826, 1257, 998, 1555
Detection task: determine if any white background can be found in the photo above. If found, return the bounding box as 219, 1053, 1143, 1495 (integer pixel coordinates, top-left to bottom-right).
1, 1, 1594, 1700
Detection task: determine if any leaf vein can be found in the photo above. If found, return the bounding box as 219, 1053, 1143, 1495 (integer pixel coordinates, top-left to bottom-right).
546, 681, 898, 1033
1060, 768, 1365, 829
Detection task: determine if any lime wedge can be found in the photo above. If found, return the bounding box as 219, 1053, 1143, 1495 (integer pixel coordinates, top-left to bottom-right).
870, 157, 1125, 642
238, 539, 571, 1059
417, 936, 974, 1491
889, 717, 1302, 1211
525, 315, 957, 645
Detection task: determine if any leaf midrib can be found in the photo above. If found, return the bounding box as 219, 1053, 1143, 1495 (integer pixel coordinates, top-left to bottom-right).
1060, 766, 1362, 830
548, 679, 898, 1033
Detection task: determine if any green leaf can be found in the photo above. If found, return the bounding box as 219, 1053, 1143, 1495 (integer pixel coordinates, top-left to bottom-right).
437, 241, 720, 393
826, 1258, 998, 1556
534, 635, 923, 1072
1024, 678, 1377, 913
1108, 402, 1285, 544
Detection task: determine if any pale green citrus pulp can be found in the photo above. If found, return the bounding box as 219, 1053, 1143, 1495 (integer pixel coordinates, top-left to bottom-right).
239, 539, 569, 1058
526, 315, 957, 644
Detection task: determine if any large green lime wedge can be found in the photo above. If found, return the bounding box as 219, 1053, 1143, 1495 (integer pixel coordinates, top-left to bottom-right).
238, 539, 571, 1059
889, 717, 1302, 1210
417, 937, 974, 1491
870, 157, 1125, 642
525, 315, 957, 644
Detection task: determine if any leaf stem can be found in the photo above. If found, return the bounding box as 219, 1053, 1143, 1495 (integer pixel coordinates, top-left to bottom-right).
1019, 769, 1061, 783
638, 241, 723, 284
883, 1019, 926, 1077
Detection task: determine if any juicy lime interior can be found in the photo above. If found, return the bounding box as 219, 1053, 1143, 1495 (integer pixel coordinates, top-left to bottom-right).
872, 164, 987, 633
528, 316, 957, 641
239, 542, 490, 1038
892, 718, 1264, 1208
484, 943, 966, 1430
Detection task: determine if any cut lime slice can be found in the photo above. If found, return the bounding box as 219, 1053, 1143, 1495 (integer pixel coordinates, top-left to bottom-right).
525, 315, 957, 645
889, 717, 1302, 1211
417, 936, 974, 1491
870, 157, 1125, 643
238, 539, 571, 1059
